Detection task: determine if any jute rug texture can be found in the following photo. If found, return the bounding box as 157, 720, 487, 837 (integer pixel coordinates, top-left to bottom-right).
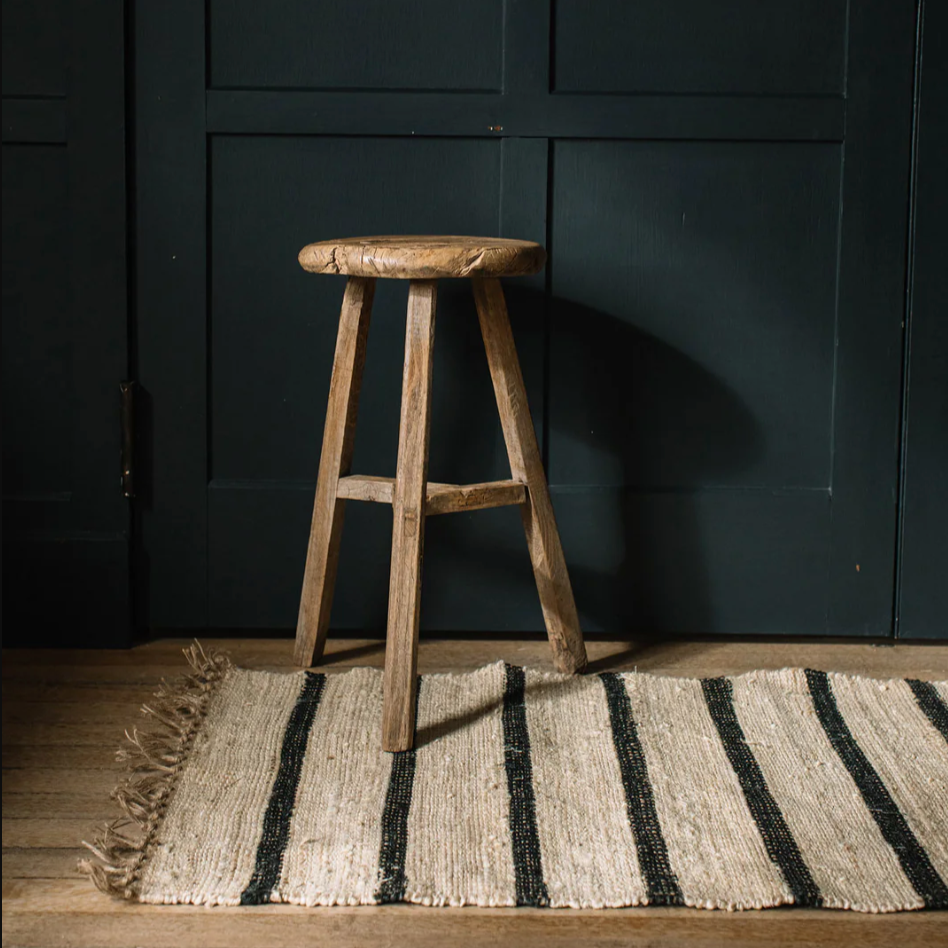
80, 646, 948, 911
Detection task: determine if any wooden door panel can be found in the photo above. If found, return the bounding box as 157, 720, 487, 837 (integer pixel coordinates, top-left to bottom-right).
554, 0, 847, 94
209, 0, 503, 91
898, 1, 948, 639
210, 135, 507, 482
1, 0, 66, 96
2, 0, 129, 645
549, 140, 841, 490
1, 146, 72, 511
137, 1, 918, 638
207, 134, 547, 627
553, 489, 830, 634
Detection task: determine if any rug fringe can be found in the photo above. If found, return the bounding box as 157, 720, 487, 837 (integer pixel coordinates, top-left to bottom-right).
77, 641, 231, 899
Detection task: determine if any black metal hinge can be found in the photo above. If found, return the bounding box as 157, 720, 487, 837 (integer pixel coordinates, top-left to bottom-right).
120, 380, 136, 498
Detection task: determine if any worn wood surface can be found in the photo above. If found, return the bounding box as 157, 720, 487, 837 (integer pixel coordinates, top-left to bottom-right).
336, 474, 396, 504
298, 235, 546, 280
425, 479, 526, 516
3, 637, 946, 948
336, 475, 526, 516
381, 280, 438, 751
5, 878, 945, 948
474, 277, 587, 674
294, 277, 375, 667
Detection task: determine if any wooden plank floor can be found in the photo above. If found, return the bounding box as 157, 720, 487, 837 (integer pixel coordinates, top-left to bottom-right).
3, 635, 947, 948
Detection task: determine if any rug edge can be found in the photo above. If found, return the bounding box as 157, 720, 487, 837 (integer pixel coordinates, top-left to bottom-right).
77, 641, 233, 899
227, 660, 947, 690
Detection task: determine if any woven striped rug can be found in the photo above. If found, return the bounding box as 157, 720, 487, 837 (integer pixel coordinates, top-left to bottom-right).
80, 647, 948, 912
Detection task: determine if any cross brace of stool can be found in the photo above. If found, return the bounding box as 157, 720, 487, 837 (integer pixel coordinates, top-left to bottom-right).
337, 475, 527, 516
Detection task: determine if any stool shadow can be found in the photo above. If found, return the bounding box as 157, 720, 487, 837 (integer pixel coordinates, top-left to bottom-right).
427, 286, 763, 643
415, 698, 503, 749
413, 674, 587, 750
319, 638, 387, 667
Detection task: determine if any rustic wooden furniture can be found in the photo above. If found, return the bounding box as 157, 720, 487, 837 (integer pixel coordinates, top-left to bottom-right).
293, 236, 587, 751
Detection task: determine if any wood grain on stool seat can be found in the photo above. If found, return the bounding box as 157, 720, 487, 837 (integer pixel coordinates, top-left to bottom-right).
298, 235, 546, 280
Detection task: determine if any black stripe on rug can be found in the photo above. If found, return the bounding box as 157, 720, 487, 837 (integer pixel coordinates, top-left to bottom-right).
240, 671, 326, 905
375, 678, 422, 904
701, 676, 822, 907
806, 669, 948, 908
906, 679, 948, 745
502, 663, 549, 906
599, 672, 684, 906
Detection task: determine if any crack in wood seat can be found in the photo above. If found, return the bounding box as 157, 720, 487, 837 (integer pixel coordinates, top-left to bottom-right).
298, 235, 546, 279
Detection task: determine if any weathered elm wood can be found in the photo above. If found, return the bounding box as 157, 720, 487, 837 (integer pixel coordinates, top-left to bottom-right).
2, 723, 133, 747
2, 879, 943, 948
3, 700, 145, 726
336, 474, 396, 504
2, 849, 86, 880
298, 235, 546, 280
1, 663, 197, 684
382, 280, 438, 752
2, 820, 98, 850
2, 746, 124, 771
473, 277, 587, 674
336, 475, 526, 515
425, 479, 526, 516
2, 769, 119, 796
294, 277, 376, 668
2, 682, 160, 704
3, 791, 121, 820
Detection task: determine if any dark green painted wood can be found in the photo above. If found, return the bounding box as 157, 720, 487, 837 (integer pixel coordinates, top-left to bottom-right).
2, 1, 927, 642
134, 0, 208, 627
827, 1, 917, 636
2, 0, 129, 646
205, 132, 553, 630
898, 0, 948, 640
132, 1, 920, 638
206, 135, 552, 628
1, 98, 67, 143
2, 145, 72, 507
553, 487, 830, 636
68, 0, 130, 543
499, 137, 549, 452
1, 0, 66, 96
207, 485, 546, 632
207, 482, 833, 636
208, 0, 503, 91
502, 0, 551, 95
205, 91, 845, 142
548, 140, 840, 491
554, 0, 846, 95
209, 135, 502, 483
2, 535, 129, 647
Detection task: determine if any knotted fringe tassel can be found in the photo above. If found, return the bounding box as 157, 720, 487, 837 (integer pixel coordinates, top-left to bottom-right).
77, 642, 231, 898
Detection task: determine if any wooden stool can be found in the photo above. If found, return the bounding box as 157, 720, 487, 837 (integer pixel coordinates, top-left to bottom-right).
293, 236, 587, 751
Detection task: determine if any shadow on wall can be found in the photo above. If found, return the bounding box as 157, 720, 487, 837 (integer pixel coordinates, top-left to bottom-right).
430, 284, 763, 639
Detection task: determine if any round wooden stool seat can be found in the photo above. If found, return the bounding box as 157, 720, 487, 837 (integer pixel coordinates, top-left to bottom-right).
298, 235, 546, 280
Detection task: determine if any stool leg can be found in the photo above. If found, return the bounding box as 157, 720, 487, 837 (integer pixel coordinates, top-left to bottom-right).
382, 279, 438, 751
294, 277, 376, 667
472, 277, 587, 674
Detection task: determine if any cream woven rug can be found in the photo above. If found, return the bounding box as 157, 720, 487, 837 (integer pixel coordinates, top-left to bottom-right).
80, 646, 948, 912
